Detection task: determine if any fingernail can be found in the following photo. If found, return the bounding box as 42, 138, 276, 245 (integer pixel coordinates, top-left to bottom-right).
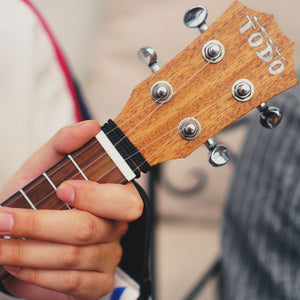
4, 266, 21, 274
57, 183, 75, 205
0, 213, 14, 235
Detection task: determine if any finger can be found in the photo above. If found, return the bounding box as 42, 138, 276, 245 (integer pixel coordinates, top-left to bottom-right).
57, 181, 144, 222
0, 240, 122, 272
1, 121, 100, 199
4, 268, 114, 300
24, 120, 101, 170
3, 277, 73, 300
0, 208, 128, 245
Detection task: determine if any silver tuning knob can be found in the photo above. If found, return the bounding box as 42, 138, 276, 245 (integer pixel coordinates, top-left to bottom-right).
138, 47, 160, 73
205, 138, 230, 167
184, 6, 208, 33
257, 102, 282, 129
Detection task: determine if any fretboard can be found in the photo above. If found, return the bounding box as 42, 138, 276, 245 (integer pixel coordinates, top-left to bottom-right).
0, 137, 126, 280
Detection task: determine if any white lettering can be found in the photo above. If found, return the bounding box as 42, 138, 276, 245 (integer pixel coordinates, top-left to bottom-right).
239, 15, 285, 75
256, 42, 274, 63
239, 15, 257, 33
269, 60, 285, 75
248, 32, 264, 48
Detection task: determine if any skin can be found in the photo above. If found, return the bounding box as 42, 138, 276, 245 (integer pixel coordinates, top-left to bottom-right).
0, 121, 144, 300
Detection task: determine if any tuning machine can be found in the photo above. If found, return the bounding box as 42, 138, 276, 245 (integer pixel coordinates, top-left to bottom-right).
138, 47, 161, 73
257, 102, 282, 129
205, 138, 230, 167
184, 6, 209, 33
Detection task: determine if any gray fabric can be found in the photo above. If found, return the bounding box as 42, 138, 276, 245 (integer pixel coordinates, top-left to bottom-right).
220, 81, 300, 299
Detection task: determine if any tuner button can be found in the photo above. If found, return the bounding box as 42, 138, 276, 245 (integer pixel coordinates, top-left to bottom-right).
178, 118, 201, 140
205, 138, 231, 167
138, 47, 161, 73
257, 103, 282, 129
232, 79, 255, 102
151, 81, 173, 104
202, 40, 225, 63
184, 6, 208, 33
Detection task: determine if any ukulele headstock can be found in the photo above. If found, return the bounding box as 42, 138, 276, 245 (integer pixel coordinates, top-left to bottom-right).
114, 1, 298, 167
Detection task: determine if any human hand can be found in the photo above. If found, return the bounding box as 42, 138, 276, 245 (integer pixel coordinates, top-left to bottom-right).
0, 121, 143, 300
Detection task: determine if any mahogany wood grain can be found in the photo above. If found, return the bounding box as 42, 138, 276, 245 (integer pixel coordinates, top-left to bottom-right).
115, 1, 298, 166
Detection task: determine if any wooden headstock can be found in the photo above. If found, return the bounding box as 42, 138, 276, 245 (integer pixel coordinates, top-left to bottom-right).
114, 1, 298, 167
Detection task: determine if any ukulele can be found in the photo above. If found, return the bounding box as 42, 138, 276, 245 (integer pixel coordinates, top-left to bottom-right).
0, 0, 298, 296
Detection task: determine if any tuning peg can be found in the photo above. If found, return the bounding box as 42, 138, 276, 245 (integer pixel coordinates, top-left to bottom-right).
184, 6, 209, 33
257, 102, 282, 129
138, 47, 161, 73
205, 138, 231, 167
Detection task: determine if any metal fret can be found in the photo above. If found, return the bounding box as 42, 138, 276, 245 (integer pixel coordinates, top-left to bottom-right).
19, 189, 37, 210
43, 172, 72, 210
43, 172, 57, 191
67, 154, 88, 180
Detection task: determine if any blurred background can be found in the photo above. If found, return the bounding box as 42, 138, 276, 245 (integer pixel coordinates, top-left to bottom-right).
28, 0, 300, 299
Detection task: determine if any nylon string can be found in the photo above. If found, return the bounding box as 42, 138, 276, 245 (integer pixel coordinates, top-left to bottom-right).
6, 61, 237, 208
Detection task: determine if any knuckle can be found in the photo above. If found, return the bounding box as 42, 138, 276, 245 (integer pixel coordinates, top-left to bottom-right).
24, 213, 40, 237
74, 213, 96, 243
62, 270, 81, 294
61, 245, 80, 267
6, 240, 23, 265
0, 240, 18, 264
28, 268, 40, 284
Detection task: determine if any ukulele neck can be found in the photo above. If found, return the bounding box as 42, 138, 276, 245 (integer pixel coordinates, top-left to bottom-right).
1, 136, 127, 211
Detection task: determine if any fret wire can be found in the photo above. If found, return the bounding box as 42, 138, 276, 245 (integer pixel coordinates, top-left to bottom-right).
10, 141, 97, 206
43, 172, 57, 191
19, 189, 37, 210
57, 203, 70, 210
43, 173, 71, 210
47, 140, 98, 178
67, 154, 88, 180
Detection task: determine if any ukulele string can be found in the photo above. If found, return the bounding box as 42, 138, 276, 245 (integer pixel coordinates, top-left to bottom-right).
21, 98, 163, 199
64, 61, 211, 177
94, 91, 232, 183
84, 63, 216, 182
6, 61, 215, 208
67, 61, 223, 183
17, 87, 232, 209
39, 61, 212, 193
92, 61, 210, 159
